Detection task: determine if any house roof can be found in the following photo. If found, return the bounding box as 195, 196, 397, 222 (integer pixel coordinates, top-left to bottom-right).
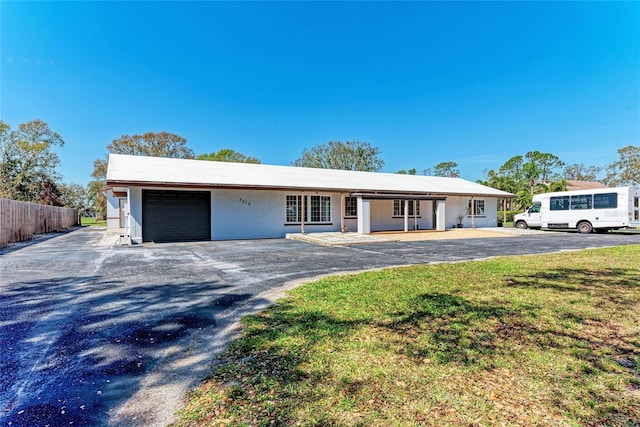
565, 180, 608, 192
106, 154, 514, 198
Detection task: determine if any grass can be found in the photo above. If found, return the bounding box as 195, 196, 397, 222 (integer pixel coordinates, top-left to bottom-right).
174, 246, 640, 427
80, 216, 107, 227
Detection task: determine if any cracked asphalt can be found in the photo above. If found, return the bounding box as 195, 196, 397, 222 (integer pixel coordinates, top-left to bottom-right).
1, 227, 639, 426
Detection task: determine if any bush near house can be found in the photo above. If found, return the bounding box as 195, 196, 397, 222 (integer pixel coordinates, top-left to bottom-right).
498, 210, 519, 224
175, 246, 640, 426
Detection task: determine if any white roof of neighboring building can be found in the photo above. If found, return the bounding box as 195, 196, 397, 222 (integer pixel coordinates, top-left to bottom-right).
106, 154, 514, 197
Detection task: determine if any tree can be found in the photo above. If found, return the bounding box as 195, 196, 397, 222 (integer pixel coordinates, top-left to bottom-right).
563, 163, 602, 182
498, 155, 524, 179
90, 131, 194, 217
197, 148, 260, 164
496, 151, 564, 196
293, 140, 384, 172
525, 151, 564, 182
59, 183, 89, 211
396, 168, 417, 175
604, 145, 640, 187
432, 161, 459, 177
92, 131, 194, 182
0, 119, 65, 204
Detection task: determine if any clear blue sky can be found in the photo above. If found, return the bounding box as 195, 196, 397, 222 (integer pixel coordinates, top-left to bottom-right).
1, 1, 639, 185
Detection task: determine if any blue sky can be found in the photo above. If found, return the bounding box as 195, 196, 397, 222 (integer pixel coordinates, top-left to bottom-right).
1, 1, 639, 185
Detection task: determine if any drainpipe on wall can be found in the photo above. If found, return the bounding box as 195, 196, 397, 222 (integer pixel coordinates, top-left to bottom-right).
300, 191, 305, 234
340, 193, 346, 232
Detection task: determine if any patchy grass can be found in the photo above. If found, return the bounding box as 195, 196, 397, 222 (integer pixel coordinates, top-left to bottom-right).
175, 246, 640, 427
81, 217, 106, 227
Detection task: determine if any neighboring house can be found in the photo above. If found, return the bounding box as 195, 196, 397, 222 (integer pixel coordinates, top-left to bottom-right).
565, 180, 608, 192
105, 154, 514, 243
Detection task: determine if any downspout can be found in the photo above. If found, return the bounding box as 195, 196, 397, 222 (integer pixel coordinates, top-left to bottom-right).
300, 191, 305, 234
340, 193, 346, 232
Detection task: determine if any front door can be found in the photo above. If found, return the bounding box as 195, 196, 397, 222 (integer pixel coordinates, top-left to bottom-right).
119, 199, 129, 228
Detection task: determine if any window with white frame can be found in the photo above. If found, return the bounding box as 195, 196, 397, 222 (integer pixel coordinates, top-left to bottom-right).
286, 195, 303, 223
310, 195, 331, 222
467, 199, 485, 217
393, 200, 420, 217
344, 196, 357, 217
285, 195, 331, 223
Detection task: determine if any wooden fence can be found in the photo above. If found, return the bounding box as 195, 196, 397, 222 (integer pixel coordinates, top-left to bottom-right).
0, 198, 78, 247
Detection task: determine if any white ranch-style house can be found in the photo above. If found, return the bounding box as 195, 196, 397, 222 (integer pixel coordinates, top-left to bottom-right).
105, 154, 514, 243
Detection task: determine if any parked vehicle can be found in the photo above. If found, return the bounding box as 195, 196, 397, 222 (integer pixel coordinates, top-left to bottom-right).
513, 186, 640, 233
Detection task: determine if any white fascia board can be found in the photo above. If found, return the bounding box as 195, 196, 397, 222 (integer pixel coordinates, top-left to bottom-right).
106, 154, 514, 197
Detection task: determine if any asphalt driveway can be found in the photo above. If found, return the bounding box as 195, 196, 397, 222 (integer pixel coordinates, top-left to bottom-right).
1, 228, 639, 426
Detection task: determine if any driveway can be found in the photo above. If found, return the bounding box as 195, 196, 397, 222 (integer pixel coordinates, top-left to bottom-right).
1, 228, 639, 426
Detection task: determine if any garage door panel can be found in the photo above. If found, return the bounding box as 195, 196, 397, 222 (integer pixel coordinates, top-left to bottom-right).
142, 190, 210, 242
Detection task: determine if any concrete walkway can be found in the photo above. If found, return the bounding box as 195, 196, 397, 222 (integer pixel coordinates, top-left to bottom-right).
286, 227, 542, 245
286, 231, 396, 245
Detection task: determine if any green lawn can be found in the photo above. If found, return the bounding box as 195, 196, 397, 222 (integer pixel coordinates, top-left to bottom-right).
175, 246, 640, 426
80, 217, 107, 227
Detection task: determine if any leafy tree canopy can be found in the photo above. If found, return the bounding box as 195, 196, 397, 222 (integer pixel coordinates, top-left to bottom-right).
59, 182, 89, 211
90, 131, 193, 217
433, 161, 460, 177
396, 168, 417, 175
0, 119, 65, 204
525, 151, 564, 182
197, 148, 260, 164
604, 145, 640, 186
563, 163, 602, 182
293, 140, 384, 172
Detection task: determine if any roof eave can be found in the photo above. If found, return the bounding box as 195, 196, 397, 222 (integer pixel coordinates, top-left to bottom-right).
106, 179, 514, 198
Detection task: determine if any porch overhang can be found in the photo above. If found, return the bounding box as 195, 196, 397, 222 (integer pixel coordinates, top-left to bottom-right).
350, 193, 447, 201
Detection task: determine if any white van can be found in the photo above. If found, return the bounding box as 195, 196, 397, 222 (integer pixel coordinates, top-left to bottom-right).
513, 186, 640, 233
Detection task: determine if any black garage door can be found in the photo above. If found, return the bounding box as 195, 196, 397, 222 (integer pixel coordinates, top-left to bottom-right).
142, 190, 211, 242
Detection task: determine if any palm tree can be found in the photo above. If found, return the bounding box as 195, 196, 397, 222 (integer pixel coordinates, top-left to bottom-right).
514, 189, 532, 211
548, 178, 567, 192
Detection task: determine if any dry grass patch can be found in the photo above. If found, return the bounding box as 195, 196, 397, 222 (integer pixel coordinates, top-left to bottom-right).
175, 246, 640, 426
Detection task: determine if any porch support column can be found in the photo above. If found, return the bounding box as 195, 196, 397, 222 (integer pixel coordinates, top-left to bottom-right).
436, 200, 446, 231
414, 200, 418, 230
300, 191, 305, 234
404, 199, 409, 232
356, 196, 370, 234
503, 199, 506, 226
471, 196, 475, 229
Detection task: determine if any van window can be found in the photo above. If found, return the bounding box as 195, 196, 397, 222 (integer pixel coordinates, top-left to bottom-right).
550, 196, 569, 211
594, 193, 618, 209
528, 203, 541, 213
570, 195, 592, 210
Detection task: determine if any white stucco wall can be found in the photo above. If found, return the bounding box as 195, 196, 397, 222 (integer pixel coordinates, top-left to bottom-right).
105, 189, 121, 229
211, 189, 345, 239
446, 196, 498, 228
128, 187, 143, 243
120, 187, 501, 242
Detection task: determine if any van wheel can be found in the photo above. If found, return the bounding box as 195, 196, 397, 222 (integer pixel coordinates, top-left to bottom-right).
515, 221, 528, 229
577, 221, 593, 234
